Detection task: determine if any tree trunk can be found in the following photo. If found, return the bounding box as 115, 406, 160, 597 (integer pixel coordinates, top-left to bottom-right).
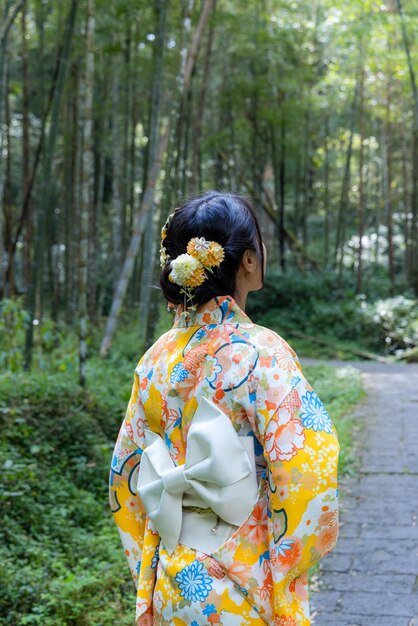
381, 76, 395, 292
411, 130, 418, 293
373, 124, 382, 265
323, 115, 330, 266
3, 52, 14, 297
65, 61, 80, 325
0, 0, 11, 295
191, 0, 216, 190
24, 0, 78, 370
396, 0, 418, 294
271, 117, 286, 271
301, 107, 310, 251
21, 0, 31, 297
172, 0, 195, 199
180, 78, 193, 197
3, 8, 69, 299
356, 67, 366, 294
335, 77, 359, 281
294, 153, 301, 239
127, 23, 140, 242
79, 0, 95, 387
110, 45, 123, 290
121, 24, 131, 254
139, 0, 167, 348
0, 0, 24, 48
401, 129, 411, 280
100, 0, 215, 358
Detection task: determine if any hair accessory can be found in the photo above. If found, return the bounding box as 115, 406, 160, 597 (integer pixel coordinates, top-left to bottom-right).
168, 236, 225, 303
160, 208, 178, 267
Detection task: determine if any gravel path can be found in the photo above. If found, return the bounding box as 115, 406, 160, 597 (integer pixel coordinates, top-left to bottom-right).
301, 359, 418, 626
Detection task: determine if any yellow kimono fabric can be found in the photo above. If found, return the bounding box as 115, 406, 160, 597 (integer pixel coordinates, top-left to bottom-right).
109, 295, 339, 626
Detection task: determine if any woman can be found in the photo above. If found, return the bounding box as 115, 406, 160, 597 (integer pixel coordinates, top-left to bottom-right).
109, 191, 339, 626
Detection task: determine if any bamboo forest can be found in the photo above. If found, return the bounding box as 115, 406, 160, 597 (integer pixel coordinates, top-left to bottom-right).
1, 0, 418, 624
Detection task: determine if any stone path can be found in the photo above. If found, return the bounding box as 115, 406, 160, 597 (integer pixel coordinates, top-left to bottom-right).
303, 359, 418, 626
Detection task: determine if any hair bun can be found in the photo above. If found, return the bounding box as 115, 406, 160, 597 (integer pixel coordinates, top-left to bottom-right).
159, 191, 264, 307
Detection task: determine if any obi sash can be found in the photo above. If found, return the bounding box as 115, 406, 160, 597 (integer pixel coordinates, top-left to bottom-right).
136, 396, 258, 555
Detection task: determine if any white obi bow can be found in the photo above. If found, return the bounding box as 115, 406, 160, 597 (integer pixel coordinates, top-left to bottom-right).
136, 396, 258, 555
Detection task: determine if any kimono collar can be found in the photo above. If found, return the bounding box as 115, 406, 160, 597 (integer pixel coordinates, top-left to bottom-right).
172, 294, 253, 328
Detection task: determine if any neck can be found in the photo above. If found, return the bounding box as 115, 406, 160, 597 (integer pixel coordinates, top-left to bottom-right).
233, 290, 247, 311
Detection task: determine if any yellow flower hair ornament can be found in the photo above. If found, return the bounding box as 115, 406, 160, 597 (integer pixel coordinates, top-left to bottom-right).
168, 237, 225, 300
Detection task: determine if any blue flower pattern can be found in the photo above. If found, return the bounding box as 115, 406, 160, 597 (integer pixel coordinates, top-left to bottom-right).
170, 362, 189, 383
275, 538, 294, 556
195, 328, 207, 341
174, 559, 213, 602
300, 390, 333, 433
203, 604, 217, 616
290, 374, 302, 388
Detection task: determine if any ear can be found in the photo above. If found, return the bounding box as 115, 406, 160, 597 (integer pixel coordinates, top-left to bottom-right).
241, 249, 258, 275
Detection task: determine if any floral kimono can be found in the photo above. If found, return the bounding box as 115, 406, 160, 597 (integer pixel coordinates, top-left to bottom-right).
109, 294, 339, 626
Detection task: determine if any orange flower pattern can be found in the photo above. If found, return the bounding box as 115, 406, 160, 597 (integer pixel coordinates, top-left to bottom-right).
109, 295, 339, 625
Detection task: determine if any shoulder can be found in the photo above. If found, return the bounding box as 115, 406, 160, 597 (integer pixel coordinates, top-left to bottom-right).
249, 324, 305, 427
247, 323, 302, 370
133, 328, 178, 373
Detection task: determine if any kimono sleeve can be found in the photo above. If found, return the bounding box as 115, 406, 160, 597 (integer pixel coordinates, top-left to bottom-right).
109, 363, 147, 586
257, 363, 340, 612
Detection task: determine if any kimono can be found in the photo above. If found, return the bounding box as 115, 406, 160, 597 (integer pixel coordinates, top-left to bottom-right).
109, 294, 339, 626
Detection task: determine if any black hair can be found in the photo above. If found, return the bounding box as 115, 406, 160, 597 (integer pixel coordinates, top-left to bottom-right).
159, 190, 265, 307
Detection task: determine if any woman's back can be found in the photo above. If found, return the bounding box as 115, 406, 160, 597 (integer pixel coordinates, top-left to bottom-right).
110, 294, 339, 625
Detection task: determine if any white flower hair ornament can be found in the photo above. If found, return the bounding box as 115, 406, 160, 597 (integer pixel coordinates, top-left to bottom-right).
167, 236, 225, 302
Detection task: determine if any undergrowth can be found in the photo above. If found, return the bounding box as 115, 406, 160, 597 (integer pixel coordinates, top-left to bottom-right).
0, 357, 363, 625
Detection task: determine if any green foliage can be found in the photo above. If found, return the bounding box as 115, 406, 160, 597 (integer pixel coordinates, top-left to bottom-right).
0, 369, 135, 626
361, 295, 418, 353
0, 297, 78, 372
0, 344, 364, 624
248, 266, 418, 357
0, 297, 30, 371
